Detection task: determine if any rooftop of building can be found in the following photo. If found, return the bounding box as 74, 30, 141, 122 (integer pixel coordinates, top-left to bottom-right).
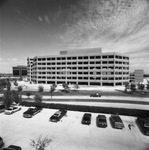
31, 48, 129, 59
13, 65, 27, 68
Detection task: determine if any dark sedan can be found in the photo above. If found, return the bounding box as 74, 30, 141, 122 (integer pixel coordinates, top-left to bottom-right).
2, 145, 22, 150
23, 107, 42, 118
49, 110, 67, 122
96, 115, 107, 128
90, 92, 101, 97
0, 137, 4, 149
0, 105, 5, 113
136, 117, 149, 136
81, 113, 91, 125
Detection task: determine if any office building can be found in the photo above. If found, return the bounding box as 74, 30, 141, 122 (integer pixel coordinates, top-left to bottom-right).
27, 58, 33, 82
12, 65, 27, 77
27, 48, 129, 86
130, 69, 144, 83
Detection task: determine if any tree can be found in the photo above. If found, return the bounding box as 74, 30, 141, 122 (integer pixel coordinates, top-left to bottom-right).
30, 134, 52, 150
62, 83, 70, 93
17, 86, 23, 92
14, 79, 18, 86
123, 82, 129, 92
2, 91, 13, 109
0, 79, 7, 90
130, 83, 136, 94
49, 84, 56, 99
73, 84, 79, 91
146, 80, 149, 90
34, 94, 42, 103
6, 78, 11, 91
138, 83, 145, 91
38, 86, 44, 92
26, 91, 32, 99
11, 90, 22, 104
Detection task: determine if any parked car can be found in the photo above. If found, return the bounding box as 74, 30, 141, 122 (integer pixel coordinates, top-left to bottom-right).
5, 106, 21, 115
49, 110, 67, 122
0, 137, 4, 149
0, 105, 5, 113
23, 107, 42, 118
81, 113, 91, 125
96, 115, 107, 128
110, 114, 125, 129
90, 92, 101, 97
136, 117, 149, 136
2, 145, 22, 150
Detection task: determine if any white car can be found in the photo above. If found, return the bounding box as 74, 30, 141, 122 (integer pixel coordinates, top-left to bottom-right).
5, 106, 21, 115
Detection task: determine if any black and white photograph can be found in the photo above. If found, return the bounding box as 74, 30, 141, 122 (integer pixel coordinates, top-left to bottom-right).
0, 0, 149, 150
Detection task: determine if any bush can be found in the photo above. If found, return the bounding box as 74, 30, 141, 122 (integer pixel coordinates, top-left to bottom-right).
2, 91, 13, 109
18, 86, 23, 92
26, 91, 32, 98
11, 90, 22, 104
34, 94, 42, 103
38, 86, 44, 92
20, 101, 149, 118
30, 134, 52, 150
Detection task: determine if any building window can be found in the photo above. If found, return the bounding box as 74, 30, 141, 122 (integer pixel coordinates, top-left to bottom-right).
96, 56, 101, 59
90, 61, 94, 64
90, 56, 94, 59
72, 62, 76, 65
78, 56, 83, 59
84, 61, 88, 64
72, 57, 77, 60
67, 57, 71, 60
84, 56, 88, 59
102, 56, 107, 59
109, 55, 114, 58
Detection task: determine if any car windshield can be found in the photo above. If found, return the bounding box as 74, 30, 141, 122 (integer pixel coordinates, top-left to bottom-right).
54, 113, 61, 117
99, 118, 106, 122
13, 107, 17, 109
7, 108, 13, 110
144, 123, 149, 128
84, 116, 90, 120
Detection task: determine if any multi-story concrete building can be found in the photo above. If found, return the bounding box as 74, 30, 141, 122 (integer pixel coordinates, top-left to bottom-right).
27, 58, 33, 82
129, 69, 144, 83
12, 65, 27, 77
27, 48, 129, 86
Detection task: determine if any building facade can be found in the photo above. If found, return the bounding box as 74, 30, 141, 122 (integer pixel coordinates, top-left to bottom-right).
27, 58, 33, 82
27, 48, 129, 86
129, 69, 144, 83
12, 65, 27, 77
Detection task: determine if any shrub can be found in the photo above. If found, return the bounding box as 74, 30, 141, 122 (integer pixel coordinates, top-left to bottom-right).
2, 91, 13, 109
18, 86, 23, 92
11, 90, 22, 104
49, 84, 56, 99
26, 91, 32, 98
34, 94, 42, 103
30, 134, 52, 150
38, 86, 44, 92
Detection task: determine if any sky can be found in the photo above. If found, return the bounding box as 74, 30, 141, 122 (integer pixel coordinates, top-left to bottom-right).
0, 0, 149, 73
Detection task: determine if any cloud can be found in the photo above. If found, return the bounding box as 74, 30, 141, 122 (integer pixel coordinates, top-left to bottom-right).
38, 16, 43, 22
7, 58, 18, 62
61, 0, 149, 49
57, 0, 149, 73
44, 15, 50, 24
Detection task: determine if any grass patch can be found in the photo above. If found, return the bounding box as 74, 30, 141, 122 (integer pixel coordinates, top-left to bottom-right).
21, 101, 149, 118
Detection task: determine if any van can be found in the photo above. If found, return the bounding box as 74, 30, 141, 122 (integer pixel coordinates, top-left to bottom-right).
110, 114, 125, 129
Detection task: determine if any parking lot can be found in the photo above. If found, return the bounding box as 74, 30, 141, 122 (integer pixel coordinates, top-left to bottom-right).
0, 106, 149, 150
